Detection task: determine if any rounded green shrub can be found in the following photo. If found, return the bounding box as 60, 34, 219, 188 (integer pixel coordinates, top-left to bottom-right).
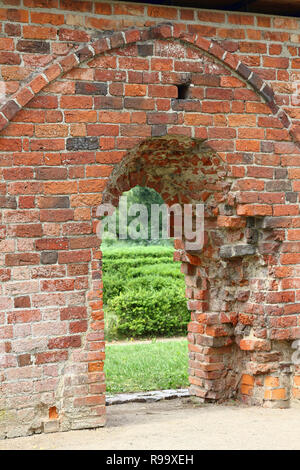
107, 287, 189, 338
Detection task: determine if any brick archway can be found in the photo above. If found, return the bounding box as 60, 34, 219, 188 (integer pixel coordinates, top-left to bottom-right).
1, 22, 300, 438
99, 134, 294, 404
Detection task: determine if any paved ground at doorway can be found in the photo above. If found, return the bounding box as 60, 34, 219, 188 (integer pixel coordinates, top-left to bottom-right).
1, 398, 300, 450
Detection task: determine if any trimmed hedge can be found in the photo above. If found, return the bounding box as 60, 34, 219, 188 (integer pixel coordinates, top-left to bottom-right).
103, 245, 174, 260
102, 272, 184, 305
103, 246, 189, 338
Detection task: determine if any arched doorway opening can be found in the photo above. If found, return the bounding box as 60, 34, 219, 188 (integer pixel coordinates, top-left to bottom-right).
101, 184, 190, 396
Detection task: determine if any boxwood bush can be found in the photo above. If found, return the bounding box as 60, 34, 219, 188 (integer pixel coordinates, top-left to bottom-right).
107, 288, 189, 337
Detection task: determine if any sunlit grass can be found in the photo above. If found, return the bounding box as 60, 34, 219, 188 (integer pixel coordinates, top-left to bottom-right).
105, 339, 189, 395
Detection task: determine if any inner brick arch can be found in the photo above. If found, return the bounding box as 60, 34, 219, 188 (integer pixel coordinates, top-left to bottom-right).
1, 22, 300, 437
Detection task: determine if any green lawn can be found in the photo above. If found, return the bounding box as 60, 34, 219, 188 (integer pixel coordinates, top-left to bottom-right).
105, 339, 189, 395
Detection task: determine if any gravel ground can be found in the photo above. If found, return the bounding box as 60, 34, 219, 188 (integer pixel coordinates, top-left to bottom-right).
1, 398, 300, 450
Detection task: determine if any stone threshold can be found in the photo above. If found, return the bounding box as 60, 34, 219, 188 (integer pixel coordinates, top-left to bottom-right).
106, 389, 190, 406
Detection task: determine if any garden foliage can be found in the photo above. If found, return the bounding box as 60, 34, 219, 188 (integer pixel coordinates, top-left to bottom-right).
103, 245, 190, 338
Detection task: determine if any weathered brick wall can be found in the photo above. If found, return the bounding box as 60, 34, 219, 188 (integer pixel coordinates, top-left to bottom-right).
0, 1, 300, 438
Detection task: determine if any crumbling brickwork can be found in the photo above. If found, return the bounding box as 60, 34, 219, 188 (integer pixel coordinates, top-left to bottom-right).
0, 1, 300, 438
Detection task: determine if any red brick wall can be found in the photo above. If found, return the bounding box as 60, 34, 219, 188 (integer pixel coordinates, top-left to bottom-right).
0, 1, 300, 438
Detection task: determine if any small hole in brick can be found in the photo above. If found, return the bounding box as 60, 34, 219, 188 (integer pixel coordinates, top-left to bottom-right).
176, 83, 190, 100
49, 406, 59, 420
